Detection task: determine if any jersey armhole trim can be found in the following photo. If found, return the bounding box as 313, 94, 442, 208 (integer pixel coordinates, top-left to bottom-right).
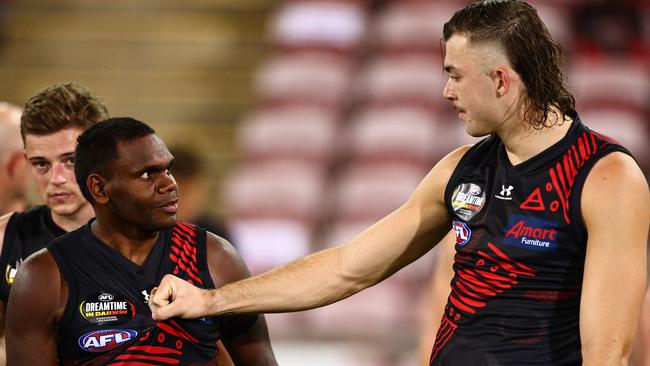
195, 226, 216, 289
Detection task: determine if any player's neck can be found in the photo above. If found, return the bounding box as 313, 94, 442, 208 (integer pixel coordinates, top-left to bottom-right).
499, 109, 573, 166
90, 218, 159, 266
51, 203, 95, 232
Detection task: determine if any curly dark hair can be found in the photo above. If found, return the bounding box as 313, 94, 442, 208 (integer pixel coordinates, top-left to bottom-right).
443, 0, 576, 129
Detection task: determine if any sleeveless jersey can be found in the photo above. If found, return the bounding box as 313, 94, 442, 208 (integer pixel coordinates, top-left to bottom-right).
49, 220, 246, 365
430, 118, 632, 365
0, 205, 66, 303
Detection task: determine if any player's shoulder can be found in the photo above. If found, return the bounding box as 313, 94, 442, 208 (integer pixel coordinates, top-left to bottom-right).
420, 144, 475, 190
11, 248, 60, 293
404, 144, 477, 209
204, 231, 250, 286
442, 144, 474, 168
582, 152, 648, 212
434, 136, 494, 176
21, 247, 57, 268
585, 152, 646, 190
7, 248, 65, 320
205, 231, 239, 262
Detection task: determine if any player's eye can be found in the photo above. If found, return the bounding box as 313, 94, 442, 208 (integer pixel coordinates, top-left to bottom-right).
63, 157, 75, 167
31, 161, 50, 173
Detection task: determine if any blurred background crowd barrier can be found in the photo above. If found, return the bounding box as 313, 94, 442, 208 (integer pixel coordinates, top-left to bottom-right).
0, 0, 648, 364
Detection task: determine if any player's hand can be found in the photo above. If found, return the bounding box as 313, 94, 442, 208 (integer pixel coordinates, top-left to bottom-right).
150, 274, 209, 321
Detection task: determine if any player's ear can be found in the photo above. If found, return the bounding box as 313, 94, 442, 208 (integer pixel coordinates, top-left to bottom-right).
490, 67, 510, 98
88, 173, 109, 204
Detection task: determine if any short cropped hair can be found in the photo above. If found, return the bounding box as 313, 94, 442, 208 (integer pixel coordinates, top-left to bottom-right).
75, 117, 155, 203
21, 82, 109, 143
443, 0, 576, 129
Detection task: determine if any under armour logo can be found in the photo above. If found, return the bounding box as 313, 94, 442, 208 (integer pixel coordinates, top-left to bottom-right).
496, 185, 514, 200
500, 185, 514, 196
142, 290, 150, 304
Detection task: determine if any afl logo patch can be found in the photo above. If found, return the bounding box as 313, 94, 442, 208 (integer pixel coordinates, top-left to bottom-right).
452, 221, 471, 246
98, 293, 114, 302
78, 329, 137, 352
451, 183, 486, 221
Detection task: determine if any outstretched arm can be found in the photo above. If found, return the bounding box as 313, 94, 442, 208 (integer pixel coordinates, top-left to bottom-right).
205, 233, 277, 366
151, 147, 469, 320
6, 249, 64, 365
579, 153, 649, 365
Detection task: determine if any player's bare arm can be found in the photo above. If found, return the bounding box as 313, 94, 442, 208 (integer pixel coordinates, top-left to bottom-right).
631, 288, 650, 365
205, 233, 277, 366
579, 152, 649, 365
152, 146, 471, 320
6, 249, 66, 365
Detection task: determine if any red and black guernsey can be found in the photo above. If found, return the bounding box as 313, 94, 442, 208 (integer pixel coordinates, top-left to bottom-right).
49, 220, 255, 365
431, 117, 633, 365
0, 205, 66, 303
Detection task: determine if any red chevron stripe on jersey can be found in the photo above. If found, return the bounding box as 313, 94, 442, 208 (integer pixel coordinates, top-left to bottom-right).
430, 242, 537, 362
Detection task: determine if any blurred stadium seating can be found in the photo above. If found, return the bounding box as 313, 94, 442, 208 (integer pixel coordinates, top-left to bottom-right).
0, 0, 646, 365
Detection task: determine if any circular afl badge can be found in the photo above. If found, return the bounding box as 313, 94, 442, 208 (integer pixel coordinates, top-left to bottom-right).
451, 183, 486, 221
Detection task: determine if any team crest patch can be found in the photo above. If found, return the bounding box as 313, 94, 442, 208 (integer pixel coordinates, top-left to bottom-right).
451, 183, 486, 221
79, 292, 136, 324
78, 329, 137, 352
503, 215, 558, 251
452, 221, 471, 246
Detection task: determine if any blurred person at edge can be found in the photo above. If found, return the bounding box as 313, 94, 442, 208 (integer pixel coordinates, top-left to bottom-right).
0, 102, 30, 215
151, 1, 649, 365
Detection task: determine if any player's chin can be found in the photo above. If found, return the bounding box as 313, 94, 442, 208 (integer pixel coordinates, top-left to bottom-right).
465, 123, 491, 138
150, 215, 177, 231
49, 201, 83, 216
